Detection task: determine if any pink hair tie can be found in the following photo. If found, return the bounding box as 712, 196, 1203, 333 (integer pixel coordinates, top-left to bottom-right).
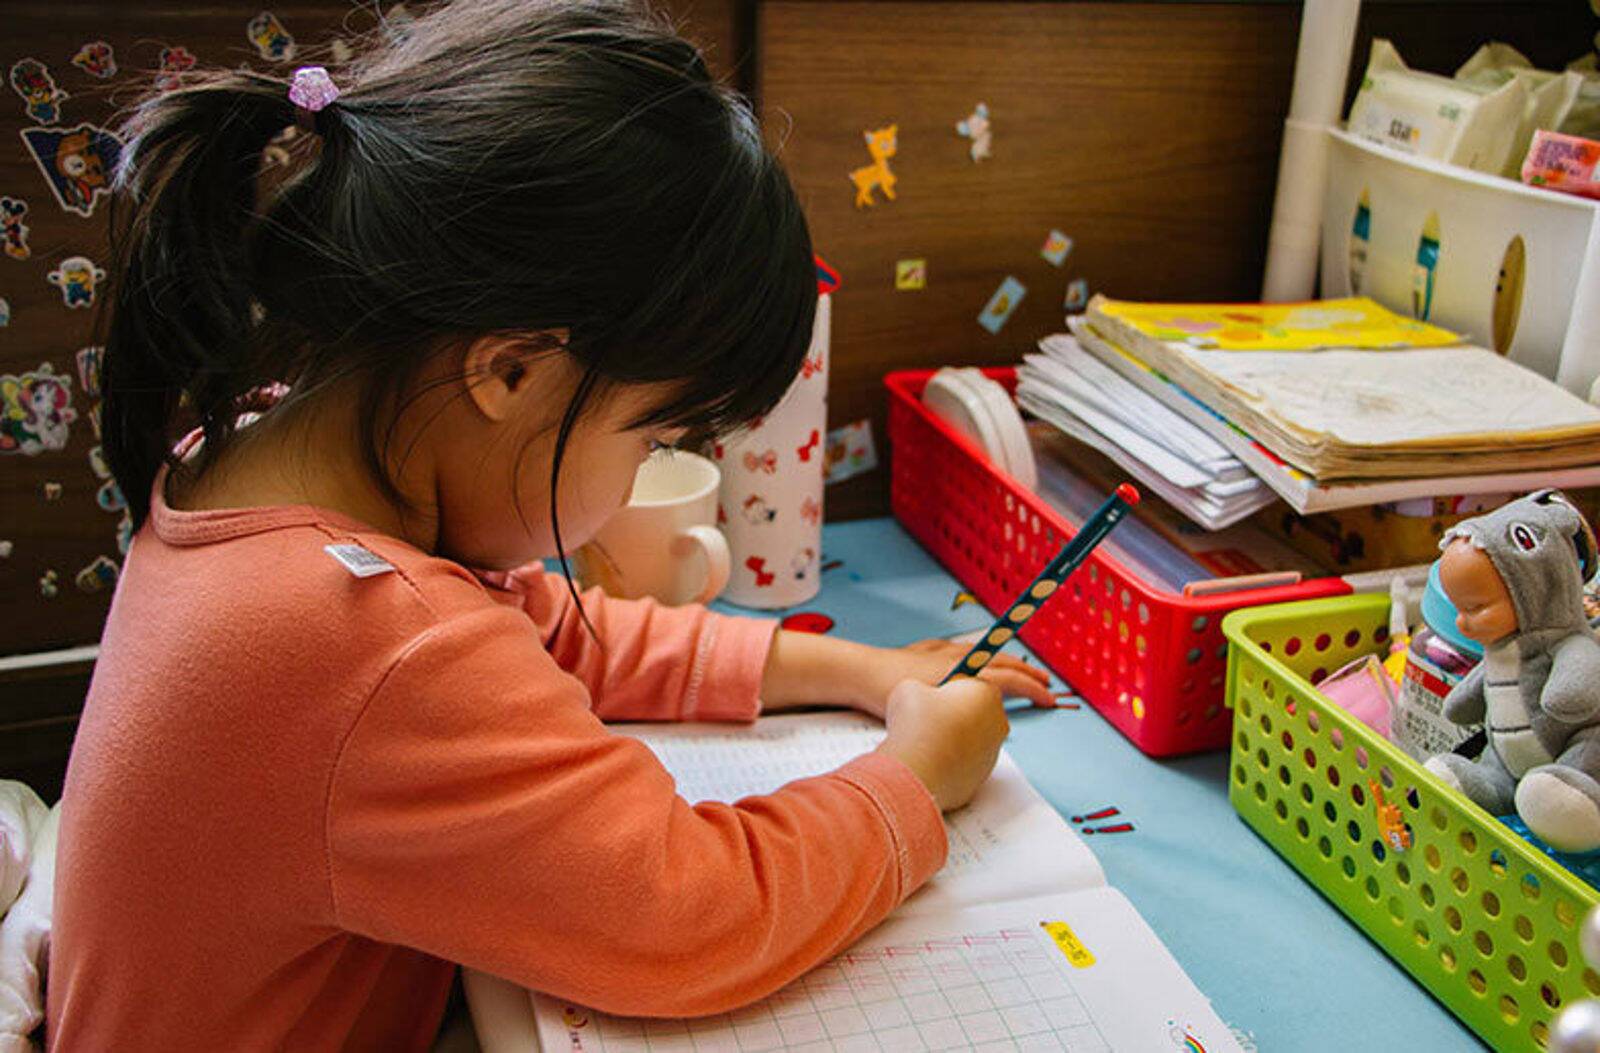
287, 66, 339, 132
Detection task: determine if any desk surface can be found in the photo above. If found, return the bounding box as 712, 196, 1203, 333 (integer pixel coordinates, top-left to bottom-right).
716, 518, 1485, 1053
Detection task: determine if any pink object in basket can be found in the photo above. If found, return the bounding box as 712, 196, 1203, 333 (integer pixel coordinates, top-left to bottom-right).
1313, 655, 1397, 740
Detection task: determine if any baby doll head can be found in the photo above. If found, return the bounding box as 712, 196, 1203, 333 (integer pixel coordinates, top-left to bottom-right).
1438, 489, 1595, 645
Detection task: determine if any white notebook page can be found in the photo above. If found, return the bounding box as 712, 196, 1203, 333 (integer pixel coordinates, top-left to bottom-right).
529, 887, 1242, 1053
615, 711, 1105, 911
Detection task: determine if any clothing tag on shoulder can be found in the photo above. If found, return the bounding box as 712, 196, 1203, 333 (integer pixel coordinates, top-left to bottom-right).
324, 543, 395, 579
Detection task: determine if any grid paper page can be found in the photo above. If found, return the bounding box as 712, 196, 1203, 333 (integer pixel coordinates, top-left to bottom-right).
531, 887, 1242, 1053
614, 712, 1104, 909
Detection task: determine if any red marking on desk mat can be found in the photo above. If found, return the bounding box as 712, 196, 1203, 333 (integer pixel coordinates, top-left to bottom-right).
1071, 806, 1133, 834
779, 611, 835, 635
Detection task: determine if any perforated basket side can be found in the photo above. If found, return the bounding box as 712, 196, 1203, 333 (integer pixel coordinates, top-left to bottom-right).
887, 369, 1344, 756
1224, 596, 1600, 1052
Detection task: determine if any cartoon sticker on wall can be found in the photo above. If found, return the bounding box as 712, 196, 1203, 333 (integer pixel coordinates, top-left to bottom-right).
9, 59, 68, 124
96, 478, 126, 513
75, 346, 102, 398
155, 47, 197, 92
956, 103, 991, 162
849, 125, 897, 208
979, 276, 1026, 334
39, 570, 59, 599
247, 12, 297, 62
2, 362, 77, 456
895, 258, 926, 291
1041, 230, 1073, 267
75, 556, 119, 594
2, 197, 31, 259
20, 123, 123, 217
0, 299, 9, 328
41, 482, 63, 500
0, 541, 12, 559
115, 510, 133, 555
1065, 278, 1090, 313
71, 42, 117, 80
47, 255, 106, 309
87, 444, 110, 479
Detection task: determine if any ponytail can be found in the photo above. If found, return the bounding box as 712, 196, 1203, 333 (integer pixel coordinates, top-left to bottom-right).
102, 71, 299, 529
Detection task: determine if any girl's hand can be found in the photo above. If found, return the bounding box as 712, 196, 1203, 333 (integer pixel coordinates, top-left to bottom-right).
853, 638, 1055, 719
758, 630, 1056, 720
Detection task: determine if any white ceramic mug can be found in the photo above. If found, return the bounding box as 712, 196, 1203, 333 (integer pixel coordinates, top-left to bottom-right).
573, 449, 731, 606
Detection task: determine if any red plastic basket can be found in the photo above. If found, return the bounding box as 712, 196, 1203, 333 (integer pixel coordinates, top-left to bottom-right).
886, 367, 1352, 756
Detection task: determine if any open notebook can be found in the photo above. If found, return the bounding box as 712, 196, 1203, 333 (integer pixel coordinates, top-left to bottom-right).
466, 712, 1240, 1053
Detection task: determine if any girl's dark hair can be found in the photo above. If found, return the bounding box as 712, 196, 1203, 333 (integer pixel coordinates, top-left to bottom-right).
102, 0, 816, 575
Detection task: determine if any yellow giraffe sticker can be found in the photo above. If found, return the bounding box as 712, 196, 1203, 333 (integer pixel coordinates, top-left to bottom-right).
849, 125, 898, 208
1041, 921, 1096, 968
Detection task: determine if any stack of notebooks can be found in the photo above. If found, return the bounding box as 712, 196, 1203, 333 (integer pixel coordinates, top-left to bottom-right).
1021, 296, 1600, 517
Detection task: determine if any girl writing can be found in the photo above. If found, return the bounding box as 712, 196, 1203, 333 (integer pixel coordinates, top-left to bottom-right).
50, 1, 1051, 1048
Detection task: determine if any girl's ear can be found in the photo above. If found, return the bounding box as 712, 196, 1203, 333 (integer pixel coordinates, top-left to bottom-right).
462, 330, 569, 422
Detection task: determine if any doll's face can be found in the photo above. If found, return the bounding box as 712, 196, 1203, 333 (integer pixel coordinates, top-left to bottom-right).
1439, 538, 1519, 645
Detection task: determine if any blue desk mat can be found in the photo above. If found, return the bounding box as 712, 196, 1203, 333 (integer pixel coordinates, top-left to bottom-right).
717, 518, 1484, 1053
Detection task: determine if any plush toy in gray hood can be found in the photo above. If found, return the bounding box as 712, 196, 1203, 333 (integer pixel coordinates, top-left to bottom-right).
1424, 489, 1600, 852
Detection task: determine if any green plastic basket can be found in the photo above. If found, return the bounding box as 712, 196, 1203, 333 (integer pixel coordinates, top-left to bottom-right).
1223, 594, 1600, 1051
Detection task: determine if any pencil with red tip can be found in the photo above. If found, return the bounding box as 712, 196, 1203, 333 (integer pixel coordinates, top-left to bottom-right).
940, 483, 1141, 685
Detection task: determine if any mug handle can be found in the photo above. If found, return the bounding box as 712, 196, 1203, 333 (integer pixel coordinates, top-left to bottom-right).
684, 525, 731, 604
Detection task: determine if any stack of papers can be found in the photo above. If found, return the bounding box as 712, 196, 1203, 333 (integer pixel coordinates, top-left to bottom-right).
1018, 334, 1277, 530
1062, 297, 1600, 514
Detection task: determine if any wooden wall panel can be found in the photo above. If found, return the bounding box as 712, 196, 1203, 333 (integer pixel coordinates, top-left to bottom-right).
762, 0, 1598, 520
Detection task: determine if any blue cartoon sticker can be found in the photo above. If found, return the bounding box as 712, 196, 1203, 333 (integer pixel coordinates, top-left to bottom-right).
247, 12, 297, 62
0, 299, 9, 327
2, 197, 30, 259
9, 59, 68, 124
96, 478, 126, 513
115, 510, 132, 555
47, 255, 106, 309
75, 555, 120, 594
978, 275, 1026, 334
70, 42, 118, 80
1, 362, 77, 456
21, 123, 123, 217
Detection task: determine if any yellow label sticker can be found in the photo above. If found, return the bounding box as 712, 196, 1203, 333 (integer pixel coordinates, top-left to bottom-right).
1041, 921, 1095, 968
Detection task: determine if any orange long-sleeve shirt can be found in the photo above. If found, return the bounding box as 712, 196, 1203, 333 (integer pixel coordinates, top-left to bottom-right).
47, 480, 946, 1051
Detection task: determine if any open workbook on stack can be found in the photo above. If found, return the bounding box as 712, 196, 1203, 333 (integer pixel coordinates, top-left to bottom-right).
481, 712, 1242, 1053
1066, 306, 1600, 515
